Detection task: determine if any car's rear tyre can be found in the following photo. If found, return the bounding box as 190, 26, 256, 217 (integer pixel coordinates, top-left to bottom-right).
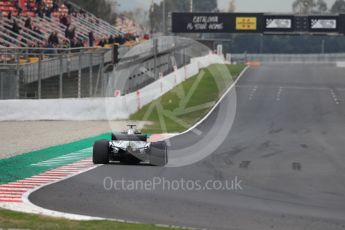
150, 141, 168, 166
93, 140, 110, 164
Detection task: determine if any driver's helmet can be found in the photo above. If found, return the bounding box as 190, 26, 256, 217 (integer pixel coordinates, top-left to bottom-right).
127, 128, 136, 135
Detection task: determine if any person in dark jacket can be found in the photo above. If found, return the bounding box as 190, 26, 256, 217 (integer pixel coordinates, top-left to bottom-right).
48, 31, 59, 46
108, 35, 114, 44
7, 11, 12, 20
36, 5, 44, 18
45, 6, 52, 18
14, 0, 23, 16
11, 20, 21, 36
26, 0, 32, 10
98, 38, 106, 47
25, 18, 32, 30
88, 31, 95, 47
65, 26, 75, 40
52, 0, 59, 12
35, 0, 42, 7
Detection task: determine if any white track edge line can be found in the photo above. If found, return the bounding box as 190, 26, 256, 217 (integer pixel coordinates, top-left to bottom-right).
168, 65, 249, 139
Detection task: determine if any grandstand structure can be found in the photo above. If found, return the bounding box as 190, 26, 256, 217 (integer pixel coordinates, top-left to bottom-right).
0, 0, 142, 100
0, 1, 192, 101
0, 0, 125, 49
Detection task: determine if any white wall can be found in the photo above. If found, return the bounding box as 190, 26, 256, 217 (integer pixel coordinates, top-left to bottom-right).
0, 53, 224, 121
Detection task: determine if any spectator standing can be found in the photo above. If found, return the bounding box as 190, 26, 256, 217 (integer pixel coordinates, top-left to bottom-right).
59, 14, 68, 26
13, 0, 23, 16
65, 26, 75, 40
108, 35, 115, 44
88, 31, 95, 47
26, 0, 32, 10
48, 31, 59, 46
11, 20, 21, 38
52, 0, 60, 12
45, 6, 52, 18
36, 4, 44, 18
25, 17, 32, 30
59, 14, 71, 27
7, 11, 12, 20
35, 0, 42, 7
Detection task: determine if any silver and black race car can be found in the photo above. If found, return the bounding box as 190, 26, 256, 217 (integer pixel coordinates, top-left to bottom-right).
93, 125, 168, 166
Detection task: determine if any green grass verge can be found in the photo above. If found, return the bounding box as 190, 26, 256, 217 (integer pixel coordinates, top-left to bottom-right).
0, 208, 177, 230
130, 64, 246, 134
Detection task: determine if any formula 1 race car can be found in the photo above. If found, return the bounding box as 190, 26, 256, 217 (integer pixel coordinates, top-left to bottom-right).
93, 125, 168, 166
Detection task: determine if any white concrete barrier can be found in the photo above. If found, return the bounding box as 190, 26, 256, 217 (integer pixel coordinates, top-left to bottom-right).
0, 53, 225, 121
336, 62, 345, 68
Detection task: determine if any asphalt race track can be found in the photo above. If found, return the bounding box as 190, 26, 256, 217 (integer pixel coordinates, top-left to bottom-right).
29, 64, 345, 230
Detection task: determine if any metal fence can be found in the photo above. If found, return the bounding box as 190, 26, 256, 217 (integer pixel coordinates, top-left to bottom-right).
0, 47, 115, 99
0, 37, 201, 100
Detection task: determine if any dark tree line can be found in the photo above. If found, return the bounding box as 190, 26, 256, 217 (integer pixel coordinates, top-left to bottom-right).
292, 0, 345, 14
330, 0, 345, 13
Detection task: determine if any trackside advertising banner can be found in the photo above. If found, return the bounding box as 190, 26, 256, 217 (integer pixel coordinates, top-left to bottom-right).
171, 13, 263, 33
172, 13, 345, 35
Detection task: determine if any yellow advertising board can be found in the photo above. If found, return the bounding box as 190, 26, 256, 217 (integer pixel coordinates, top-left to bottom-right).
236, 17, 257, 30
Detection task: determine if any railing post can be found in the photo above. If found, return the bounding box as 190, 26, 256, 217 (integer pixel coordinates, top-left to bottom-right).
0, 72, 3, 100
38, 54, 42, 99
100, 54, 105, 97
16, 52, 20, 99
59, 54, 63, 99
89, 53, 93, 97
153, 38, 158, 81
67, 50, 71, 79
78, 52, 82, 98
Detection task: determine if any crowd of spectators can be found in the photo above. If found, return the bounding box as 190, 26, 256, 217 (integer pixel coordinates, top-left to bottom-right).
11, 0, 60, 17
0, 0, 140, 52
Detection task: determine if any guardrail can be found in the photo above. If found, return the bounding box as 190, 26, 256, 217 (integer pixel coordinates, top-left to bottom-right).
0, 53, 224, 121
0, 38, 195, 100
0, 46, 119, 99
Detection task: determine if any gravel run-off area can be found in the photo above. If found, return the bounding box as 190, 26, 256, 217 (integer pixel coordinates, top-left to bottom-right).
0, 121, 147, 159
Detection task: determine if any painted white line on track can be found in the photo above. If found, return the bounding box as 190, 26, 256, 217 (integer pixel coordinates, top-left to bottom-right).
237, 85, 345, 92
330, 89, 340, 105
170, 66, 249, 139
249, 85, 258, 101
276, 87, 283, 101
